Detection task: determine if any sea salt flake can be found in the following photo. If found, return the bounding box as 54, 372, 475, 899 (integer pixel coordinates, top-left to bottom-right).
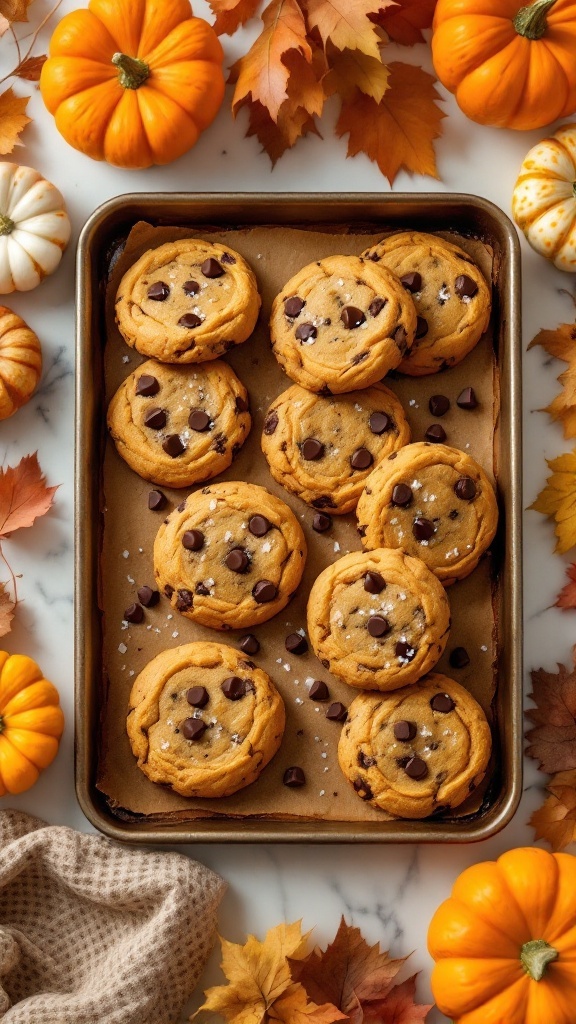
262, 541, 271, 552
283, 663, 291, 672
319, 789, 325, 796
295, 697, 303, 705
321, 751, 327, 758
122, 550, 129, 559
334, 541, 340, 552
172, 631, 179, 638
224, 531, 233, 542
481, 644, 488, 652
118, 643, 127, 654
209, 499, 217, 510
122, 355, 130, 363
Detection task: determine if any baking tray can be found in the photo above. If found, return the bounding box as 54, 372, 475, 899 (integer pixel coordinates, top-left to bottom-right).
75, 193, 522, 844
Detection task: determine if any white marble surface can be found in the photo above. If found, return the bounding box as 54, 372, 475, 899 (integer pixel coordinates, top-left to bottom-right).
2, 3, 576, 1019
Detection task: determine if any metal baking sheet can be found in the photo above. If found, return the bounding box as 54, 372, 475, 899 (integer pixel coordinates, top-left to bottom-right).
75, 193, 522, 843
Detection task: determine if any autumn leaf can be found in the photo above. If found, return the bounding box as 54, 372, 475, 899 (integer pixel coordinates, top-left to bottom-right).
362, 976, 431, 1024
529, 323, 576, 439
272, 984, 348, 1024
14, 54, 46, 81
335, 62, 445, 185
372, 0, 437, 45
0, 452, 58, 537
530, 770, 576, 851
555, 564, 576, 610
0, 0, 33, 22
526, 662, 576, 775
530, 451, 576, 554
208, 0, 261, 35
304, 0, 394, 59
0, 582, 15, 638
291, 918, 431, 1024
0, 88, 31, 155
529, 323, 576, 363
325, 49, 390, 103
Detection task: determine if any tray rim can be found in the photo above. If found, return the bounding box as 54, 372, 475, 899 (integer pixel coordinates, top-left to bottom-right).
75, 191, 523, 844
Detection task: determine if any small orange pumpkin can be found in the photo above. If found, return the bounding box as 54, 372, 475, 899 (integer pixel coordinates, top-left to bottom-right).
428, 847, 576, 1024
0, 307, 42, 420
40, 0, 225, 169
0, 652, 64, 795
432, 0, 576, 131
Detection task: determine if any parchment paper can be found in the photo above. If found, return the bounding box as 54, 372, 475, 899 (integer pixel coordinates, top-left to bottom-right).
97, 222, 498, 824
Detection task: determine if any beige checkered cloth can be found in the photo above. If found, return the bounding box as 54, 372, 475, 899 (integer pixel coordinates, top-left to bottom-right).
0, 810, 225, 1023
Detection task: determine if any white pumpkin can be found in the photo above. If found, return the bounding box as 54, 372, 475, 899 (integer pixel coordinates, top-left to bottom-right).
512, 123, 576, 273
0, 163, 71, 293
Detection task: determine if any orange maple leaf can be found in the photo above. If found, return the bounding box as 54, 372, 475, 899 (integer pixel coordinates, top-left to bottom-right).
530, 770, 576, 852
208, 0, 262, 35
335, 62, 445, 185
325, 49, 390, 103
0, 581, 15, 638
304, 0, 393, 59
0, 87, 31, 155
14, 54, 46, 81
372, 0, 437, 45
555, 564, 576, 610
0, 452, 58, 537
529, 323, 576, 439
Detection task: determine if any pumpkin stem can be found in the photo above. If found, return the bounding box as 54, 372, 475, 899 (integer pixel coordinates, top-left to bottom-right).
521, 939, 559, 981
0, 214, 15, 236
514, 0, 557, 39
112, 52, 150, 90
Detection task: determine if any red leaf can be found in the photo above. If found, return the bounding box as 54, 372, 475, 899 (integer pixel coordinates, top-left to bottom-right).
556, 564, 576, 610
373, 0, 437, 45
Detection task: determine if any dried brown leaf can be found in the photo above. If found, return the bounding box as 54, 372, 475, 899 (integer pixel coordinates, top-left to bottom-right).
372, 0, 436, 45
304, 0, 393, 59
555, 564, 576, 610
325, 48, 390, 102
0, 88, 31, 155
208, 0, 261, 35
0, 452, 58, 537
526, 663, 576, 775
13, 54, 46, 81
0, 0, 33, 22
0, 581, 15, 638
530, 770, 576, 851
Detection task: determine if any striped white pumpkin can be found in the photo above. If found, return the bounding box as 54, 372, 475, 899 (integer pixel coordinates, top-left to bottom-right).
0, 163, 71, 293
513, 123, 576, 273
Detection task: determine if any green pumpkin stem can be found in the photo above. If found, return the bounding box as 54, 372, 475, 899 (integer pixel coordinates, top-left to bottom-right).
112, 52, 150, 90
514, 0, 557, 39
0, 214, 15, 236
520, 939, 559, 981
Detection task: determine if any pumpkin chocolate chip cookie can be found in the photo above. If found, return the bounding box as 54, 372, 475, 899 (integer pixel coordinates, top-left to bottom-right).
357, 442, 498, 585
261, 382, 410, 514
307, 548, 450, 692
127, 641, 285, 798
361, 232, 491, 376
107, 358, 251, 488
154, 481, 307, 629
338, 674, 492, 818
115, 239, 261, 363
269, 255, 417, 393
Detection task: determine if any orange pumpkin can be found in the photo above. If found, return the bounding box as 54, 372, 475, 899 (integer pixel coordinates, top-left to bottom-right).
432, 0, 576, 131
40, 0, 225, 169
0, 652, 64, 795
0, 307, 42, 420
428, 847, 576, 1024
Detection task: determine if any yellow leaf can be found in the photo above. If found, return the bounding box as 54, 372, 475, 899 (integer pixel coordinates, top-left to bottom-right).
530, 451, 576, 554
529, 324, 576, 438
335, 62, 445, 185
325, 48, 390, 103
529, 323, 576, 363
271, 984, 347, 1024
0, 88, 31, 155
304, 0, 392, 58
208, 0, 262, 36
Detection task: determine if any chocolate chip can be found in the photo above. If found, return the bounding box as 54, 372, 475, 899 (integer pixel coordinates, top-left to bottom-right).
431, 693, 455, 713
394, 720, 417, 742
239, 634, 260, 655
369, 297, 386, 317
176, 589, 193, 610
429, 394, 450, 417
162, 434, 185, 457
457, 387, 478, 410
351, 447, 373, 470
221, 252, 236, 265
183, 280, 199, 296
195, 582, 210, 596
312, 512, 332, 532
341, 306, 366, 329
187, 686, 209, 708
147, 281, 170, 301
395, 640, 416, 661
301, 438, 324, 460
358, 751, 376, 768
201, 257, 224, 278
455, 274, 478, 298
178, 313, 202, 328
236, 395, 249, 413
413, 516, 435, 541
187, 409, 210, 432
221, 676, 247, 700
249, 515, 271, 537
264, 411, 279, 435
455, 476, 477, 500
364, 571, 385, 594
416, 316, 429, 339
312, 495, 336, 509
353, 777, 373, 800
425, 424, 446, 443
144, 407, 166, 430
148, 489, 166, 511
253, 580, 277, 603
309, 679, 329, 701
283, 766, 306, 787
164, 584, 174, 598
326, 702, 347, 722
136, 374, 159, 397
400, 272, 422, 293
404, 755, 428, 780
369, 411, 391, 434
367, 615, 390, 638
284, 296, 305, 317
448, 509, 459, 520
393, 325, 407, 347
449, 646, 470, 669
296, 322, 317, 342
285, 632, 308, 655
392, 483, 412, 507
124, 603, 143, 623
182, 529, 204, 551
137, 586, 159, 607
181, 717, 207, 740
226, 548, 249, 573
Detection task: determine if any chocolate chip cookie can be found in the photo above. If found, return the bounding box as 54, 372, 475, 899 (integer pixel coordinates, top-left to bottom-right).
107, 358, 251, 488
115, 240, 261, 363
270, 255, 417, 393
154, 481, 307, 629
338, 674, 492, 818
361, 232, 491, 376
307, 548, 450, 691
357, 442, 498, 585
127, 641, 285, 798
261, 383, 410, 514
